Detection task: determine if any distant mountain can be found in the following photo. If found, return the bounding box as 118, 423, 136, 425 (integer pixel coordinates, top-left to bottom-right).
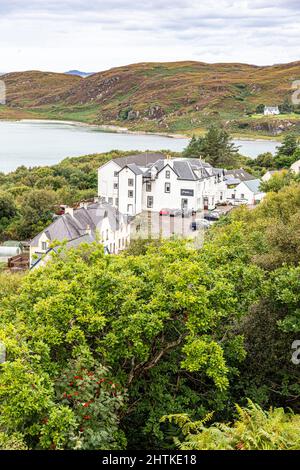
65, 70, 94, 78
2, 61, 300, 137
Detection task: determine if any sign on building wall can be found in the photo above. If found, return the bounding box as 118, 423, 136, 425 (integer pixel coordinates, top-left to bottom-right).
181, 189, 194, 197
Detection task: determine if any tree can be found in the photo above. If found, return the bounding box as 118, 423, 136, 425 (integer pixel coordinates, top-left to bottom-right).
276, 133, 299, 158
279, 98, 294, 114
0, 191, 17, 240
0, 239, 262, 449
250, 152, 275, 170
16, 189, 57, 238
256, 104, 265, 114
260, 170, 295, 193
183, 125, 239, 167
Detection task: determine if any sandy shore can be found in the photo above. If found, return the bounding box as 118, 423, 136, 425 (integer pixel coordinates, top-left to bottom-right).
3, 118, 281, 142
20, 119, 188, 139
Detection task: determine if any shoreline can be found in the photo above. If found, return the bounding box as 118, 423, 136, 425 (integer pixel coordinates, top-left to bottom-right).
0, 117, 282, 142
14, 119, 189, 140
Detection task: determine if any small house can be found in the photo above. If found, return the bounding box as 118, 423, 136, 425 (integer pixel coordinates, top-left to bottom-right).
233, 179, 265, 205
264, 106, 280, 116
291, 159, 300, 174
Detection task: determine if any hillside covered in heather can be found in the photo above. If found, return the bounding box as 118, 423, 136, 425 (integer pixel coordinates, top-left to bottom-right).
1, 60, 300, 137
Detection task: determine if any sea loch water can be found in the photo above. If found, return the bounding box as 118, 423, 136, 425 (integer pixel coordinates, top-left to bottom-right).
0, 120, 280, 173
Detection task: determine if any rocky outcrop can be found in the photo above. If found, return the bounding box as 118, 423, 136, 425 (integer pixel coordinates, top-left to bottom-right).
148, 105, 165, 120
127, 109, 140, 120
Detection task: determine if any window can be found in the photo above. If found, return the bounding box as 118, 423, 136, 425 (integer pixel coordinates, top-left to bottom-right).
115, 198, 119, 206
108, 197, 113, 204
165, 182, 171, 193
114, 182, 118, 189
166, 170, 170, 179
114, 171, 119, 177
41, 241, 48, 251
128, 178, 134, 186
106, 229, 109, 241
146, 181, 152, 192
241, 194, 245, 200
128, 190, 134, 198
147, 196, 153, 208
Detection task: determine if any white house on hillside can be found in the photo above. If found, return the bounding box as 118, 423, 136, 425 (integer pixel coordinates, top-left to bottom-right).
264, 106, 280, 116
30, 202, 130, 269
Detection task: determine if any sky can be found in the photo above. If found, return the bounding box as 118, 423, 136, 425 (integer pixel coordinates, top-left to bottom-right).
0, 0, 299, 73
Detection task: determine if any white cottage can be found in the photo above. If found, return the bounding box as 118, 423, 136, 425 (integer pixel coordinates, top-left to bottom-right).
232, 179, 265, 205
30, 201, 130, 269
264, 106, 280, 116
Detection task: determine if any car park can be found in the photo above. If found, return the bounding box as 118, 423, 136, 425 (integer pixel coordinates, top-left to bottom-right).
190, 219, 212, 231
204, 211, 221, 221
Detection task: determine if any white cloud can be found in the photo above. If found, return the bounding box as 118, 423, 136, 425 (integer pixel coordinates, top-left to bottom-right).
0, 0, 299, 71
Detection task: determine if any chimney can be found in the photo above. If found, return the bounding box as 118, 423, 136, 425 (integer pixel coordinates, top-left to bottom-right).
86, 225, 92, 236
150, 166, 158, 181
65, 207, 74, 217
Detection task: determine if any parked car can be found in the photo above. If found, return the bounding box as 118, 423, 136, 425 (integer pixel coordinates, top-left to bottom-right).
159, 208, 197, 217
159, 208, 181, 217
204, 211, 221, 221
190, 219, 212, 231
181, 208, 197, 218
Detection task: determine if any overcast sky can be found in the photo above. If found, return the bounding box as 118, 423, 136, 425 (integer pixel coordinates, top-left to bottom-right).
0, 0, 299, 72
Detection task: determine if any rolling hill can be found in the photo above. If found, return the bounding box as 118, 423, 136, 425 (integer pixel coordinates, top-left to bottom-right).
1, 61, 300, 137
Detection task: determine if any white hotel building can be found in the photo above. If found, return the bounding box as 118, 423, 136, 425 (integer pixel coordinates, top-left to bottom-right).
98, 153, 228, 215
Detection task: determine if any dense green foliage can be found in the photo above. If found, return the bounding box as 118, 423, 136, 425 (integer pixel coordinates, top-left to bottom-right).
249, 133, 300, 174
183, 125, 240, 167
163, 401, 300, 450
1, 175, 300, 449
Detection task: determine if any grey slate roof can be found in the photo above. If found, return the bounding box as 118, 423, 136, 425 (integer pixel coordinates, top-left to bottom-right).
143, 158, 215, 181
111, 154, 216, 181
112, 153, 165, 169
31, 234, 96, 269
173, 160, 198, 180
225, 169, 255, 181
242, 179, 263, 194
122, 163, 144, 175
52, 233, 96, 252
30, 202, 122, 247
225, 177, 242, 186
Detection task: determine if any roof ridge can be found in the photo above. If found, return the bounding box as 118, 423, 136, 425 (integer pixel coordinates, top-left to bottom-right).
62, 213, 81, 238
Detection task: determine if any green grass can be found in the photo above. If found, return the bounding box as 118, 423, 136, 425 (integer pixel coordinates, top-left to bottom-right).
251, 113, 300, 120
